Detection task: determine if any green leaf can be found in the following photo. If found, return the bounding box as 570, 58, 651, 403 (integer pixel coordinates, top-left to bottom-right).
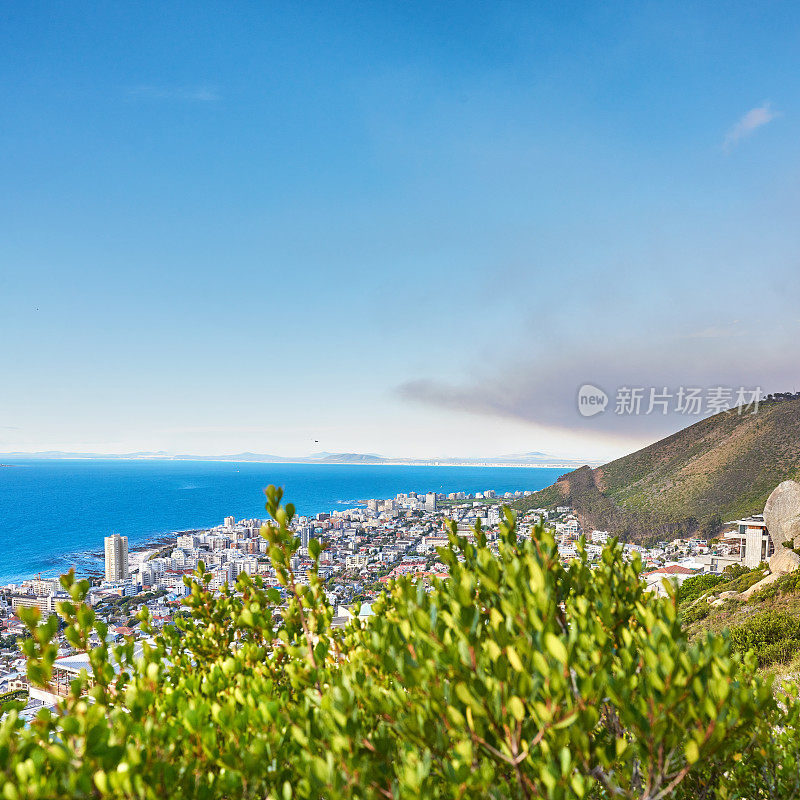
544, 632, 568, 664
508, 696, 525, 721
506, 645, 524, 672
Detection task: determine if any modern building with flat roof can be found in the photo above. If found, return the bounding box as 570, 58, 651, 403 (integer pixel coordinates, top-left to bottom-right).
730, 515, 774, 568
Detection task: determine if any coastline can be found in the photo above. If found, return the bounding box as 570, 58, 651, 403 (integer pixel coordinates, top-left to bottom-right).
89, 530, 208, 560
0, 462, 562, 587
0, 456, 596, 469
2, 528, 227, 587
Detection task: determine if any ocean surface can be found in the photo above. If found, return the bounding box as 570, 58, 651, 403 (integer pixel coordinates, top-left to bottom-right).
0, 460, 563, 585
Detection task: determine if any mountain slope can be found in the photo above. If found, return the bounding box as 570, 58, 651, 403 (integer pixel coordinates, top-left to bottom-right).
679, 567, 800, 680
516, 397, 800, 542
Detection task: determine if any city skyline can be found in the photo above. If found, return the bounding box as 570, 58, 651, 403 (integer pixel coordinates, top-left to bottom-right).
3, 2, 800, 462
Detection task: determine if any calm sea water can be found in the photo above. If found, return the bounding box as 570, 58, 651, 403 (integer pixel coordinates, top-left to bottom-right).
0, 460, 562, 585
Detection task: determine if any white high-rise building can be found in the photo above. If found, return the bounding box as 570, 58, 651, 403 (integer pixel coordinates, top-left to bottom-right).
177, 534, 199, 550
300, 526, 313, 548
104, 533, 129, 582
425, 492, 437, 512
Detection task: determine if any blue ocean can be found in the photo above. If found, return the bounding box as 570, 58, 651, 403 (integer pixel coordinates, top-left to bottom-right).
0, 460, 562, 585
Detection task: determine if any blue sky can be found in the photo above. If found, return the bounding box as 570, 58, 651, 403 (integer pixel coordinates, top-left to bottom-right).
2, 1, 799, 460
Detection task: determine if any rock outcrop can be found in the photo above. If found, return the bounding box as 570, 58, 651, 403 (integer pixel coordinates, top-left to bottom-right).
764, 480, 800, 574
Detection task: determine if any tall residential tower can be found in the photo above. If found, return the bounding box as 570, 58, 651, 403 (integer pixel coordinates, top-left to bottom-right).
104, 533, 129, 582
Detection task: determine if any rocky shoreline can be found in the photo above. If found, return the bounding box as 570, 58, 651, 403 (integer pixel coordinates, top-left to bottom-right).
87, 528, 210, 561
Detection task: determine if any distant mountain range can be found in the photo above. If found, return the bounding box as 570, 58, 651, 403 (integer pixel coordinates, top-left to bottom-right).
0, 450, 595, 468
516, 396, 800, 542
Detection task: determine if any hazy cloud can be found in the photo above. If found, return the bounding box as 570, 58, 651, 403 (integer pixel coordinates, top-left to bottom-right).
724, 102, 777, 151
396, 337, 798, 442
128, 85, 219, 102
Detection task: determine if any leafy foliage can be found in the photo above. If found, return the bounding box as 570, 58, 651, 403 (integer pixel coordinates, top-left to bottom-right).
677, 573, 727, 605
0, 690, 27, 710
678, 565, 763, 609
0, 488, 798, 799
729, 611, 800, 668
749, 568, 800, 602
96, 589, 167, 615
722, 565, 770, 595
677, 565, 772, 629
679, 600, 712, 626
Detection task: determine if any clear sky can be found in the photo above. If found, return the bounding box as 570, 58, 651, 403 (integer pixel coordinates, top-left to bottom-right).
2, 1, 799, 461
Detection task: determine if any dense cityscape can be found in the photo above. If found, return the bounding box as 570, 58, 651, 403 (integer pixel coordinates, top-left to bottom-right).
2, 484, 772, 723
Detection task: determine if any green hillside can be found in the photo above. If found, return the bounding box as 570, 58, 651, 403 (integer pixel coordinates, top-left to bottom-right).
679, 566, 800, 681
516, 396, 800, 542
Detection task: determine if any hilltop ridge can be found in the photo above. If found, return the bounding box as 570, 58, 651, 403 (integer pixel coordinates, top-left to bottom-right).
516, 396, 800, 541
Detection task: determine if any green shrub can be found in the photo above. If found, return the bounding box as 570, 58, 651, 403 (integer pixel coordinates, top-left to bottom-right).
678, 573, 726, 605
721, 563, 750, 581
681, 599, 712, 625
0, 689, 27, 708
729, 610, 800, 668
750, 569, 800, 602
0, 487, 797, 799
677, 565, 766, 609
720, 564, 769, 594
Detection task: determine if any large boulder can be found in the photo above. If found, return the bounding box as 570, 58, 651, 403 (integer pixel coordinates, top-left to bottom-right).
764, 480, 800, 574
